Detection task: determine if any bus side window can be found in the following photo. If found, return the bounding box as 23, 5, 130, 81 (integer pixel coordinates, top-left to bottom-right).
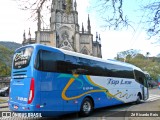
64, 55, 79, 74
35, 50, 41, 70
55, 53, 65, 73
134, 70, 146, 87
78, 57, 90, 75
35, 50, 64, 72
138, 77, 144, 85
41, 50, 57, 72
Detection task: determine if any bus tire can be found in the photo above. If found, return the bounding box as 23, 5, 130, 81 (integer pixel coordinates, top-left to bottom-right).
79, 97, 93, 117
136, 94, 141, 104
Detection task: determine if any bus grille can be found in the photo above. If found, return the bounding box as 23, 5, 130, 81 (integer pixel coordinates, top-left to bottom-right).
13, 70, 27, 79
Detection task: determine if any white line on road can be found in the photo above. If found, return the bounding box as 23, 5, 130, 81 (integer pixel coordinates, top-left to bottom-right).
147, 94, 160, 102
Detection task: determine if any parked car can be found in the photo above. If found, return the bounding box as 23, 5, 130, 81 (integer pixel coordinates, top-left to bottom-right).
0, 86, 9, 97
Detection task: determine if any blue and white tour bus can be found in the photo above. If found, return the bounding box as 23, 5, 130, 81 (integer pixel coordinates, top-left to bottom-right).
9, 44, 149, 116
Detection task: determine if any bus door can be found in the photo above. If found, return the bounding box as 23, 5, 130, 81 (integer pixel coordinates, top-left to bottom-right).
140, 83, 148, 100
141, 73, 149, 100
134, 70, 149, 100
36, 50, 63, 112
143, 77, 149, 100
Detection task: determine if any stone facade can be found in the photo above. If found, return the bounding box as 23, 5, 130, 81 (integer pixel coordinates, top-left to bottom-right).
22, 0, 102, 58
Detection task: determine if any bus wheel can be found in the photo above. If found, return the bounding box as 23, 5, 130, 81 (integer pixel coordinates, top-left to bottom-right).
79, 97, 93, 116
136, 94, 141, 104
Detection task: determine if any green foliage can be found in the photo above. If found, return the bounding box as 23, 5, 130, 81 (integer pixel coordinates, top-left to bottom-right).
0, 45, 14, 76
117, 53, 160, 81
0, 42, 21, 76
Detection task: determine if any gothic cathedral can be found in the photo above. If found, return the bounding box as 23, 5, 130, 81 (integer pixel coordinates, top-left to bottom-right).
22, 0, 102, 58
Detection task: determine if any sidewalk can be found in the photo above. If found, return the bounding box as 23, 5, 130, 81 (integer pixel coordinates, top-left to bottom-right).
125, 99, 160, 120
0, 102, 8, 108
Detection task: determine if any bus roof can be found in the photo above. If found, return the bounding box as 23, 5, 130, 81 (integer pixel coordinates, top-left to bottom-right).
19, 44, 143, 72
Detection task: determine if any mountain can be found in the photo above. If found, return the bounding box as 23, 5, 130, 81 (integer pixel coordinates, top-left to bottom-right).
0, 41, 22, 51
157, 53, 160, 57
0, 41, 22, 76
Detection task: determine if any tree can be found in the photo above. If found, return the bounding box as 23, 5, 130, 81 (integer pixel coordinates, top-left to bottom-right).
13, 0, 160, 39
91, 0, 160, 38
117, 53, 160, 81
144, 2, 160, 38
116, 49, 140, 62
0, 45, 13, 76
90, 0, 130, 30
146, 52, 150, 60
0, 61, 10, 76
13, 0, 72, 24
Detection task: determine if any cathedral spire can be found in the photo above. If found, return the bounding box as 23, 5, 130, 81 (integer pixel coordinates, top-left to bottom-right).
82, 23, 84, 33
74, 0, 77, 11
99, 34, 101, 44
99, 34, 101, 41
87, 14, 91, 34
96, 32, 98, 42
28, 28, 31, 40
23, 30, 26, 40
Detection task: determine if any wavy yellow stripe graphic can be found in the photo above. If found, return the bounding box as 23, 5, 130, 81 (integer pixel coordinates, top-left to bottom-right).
61, 74, 107, 101
113, 91, 133, 99
60, 74, 132, 102
86, 76, 126, 102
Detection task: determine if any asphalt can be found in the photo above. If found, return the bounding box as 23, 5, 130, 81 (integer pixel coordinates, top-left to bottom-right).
125, 99, 160, 120
0, 88, 160, 120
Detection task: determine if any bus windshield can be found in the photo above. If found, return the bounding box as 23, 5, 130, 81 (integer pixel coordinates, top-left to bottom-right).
13, 47, 33, 69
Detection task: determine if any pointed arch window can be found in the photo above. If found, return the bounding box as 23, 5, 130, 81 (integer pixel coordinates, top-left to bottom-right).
82, 49, 88, 55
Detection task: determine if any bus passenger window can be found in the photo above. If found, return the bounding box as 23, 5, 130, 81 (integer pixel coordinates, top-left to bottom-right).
35, 50, 63, 72
138, 77, 144, 85
134, 70, 146, 86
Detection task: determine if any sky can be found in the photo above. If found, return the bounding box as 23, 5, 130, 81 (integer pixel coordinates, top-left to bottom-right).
0, 0, 160, 59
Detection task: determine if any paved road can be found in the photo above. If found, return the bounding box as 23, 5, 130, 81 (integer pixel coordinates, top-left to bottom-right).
149, 88, 160, 94
0, 88, 160, 120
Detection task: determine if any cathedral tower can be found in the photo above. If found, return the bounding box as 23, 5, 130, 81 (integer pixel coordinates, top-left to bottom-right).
22, 0, 102, 58
50, 0, 79, 51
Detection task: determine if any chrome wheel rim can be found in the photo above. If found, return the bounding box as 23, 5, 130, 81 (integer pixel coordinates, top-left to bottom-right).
83, 101, 91, 113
